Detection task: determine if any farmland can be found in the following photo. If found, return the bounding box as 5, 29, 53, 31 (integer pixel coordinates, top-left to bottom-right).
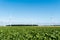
0, 26, 60, 40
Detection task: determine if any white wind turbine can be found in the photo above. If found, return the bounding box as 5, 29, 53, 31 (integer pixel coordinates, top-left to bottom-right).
9, 15, 12, 27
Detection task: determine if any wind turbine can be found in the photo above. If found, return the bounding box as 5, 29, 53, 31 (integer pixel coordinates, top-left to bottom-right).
9, 15, 12, 27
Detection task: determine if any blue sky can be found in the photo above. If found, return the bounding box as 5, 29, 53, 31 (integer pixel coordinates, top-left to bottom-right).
0, 0, 60, 25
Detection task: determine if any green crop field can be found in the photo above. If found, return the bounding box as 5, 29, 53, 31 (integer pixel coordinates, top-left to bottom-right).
0, 26, 60, 40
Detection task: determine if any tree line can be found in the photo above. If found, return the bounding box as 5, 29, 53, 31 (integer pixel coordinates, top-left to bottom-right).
6, 24, 38, 26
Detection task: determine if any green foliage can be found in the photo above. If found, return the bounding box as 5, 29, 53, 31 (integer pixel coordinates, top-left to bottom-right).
0, 26, 60, 40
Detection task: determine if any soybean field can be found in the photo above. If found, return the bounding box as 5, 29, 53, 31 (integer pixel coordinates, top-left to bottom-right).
0, 26, 60, 40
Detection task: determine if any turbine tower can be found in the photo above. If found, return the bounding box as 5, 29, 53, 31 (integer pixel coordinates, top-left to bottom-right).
9, 15, 12, 27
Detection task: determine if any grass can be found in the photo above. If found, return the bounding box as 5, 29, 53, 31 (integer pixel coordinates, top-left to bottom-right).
0, 26, 60, 40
